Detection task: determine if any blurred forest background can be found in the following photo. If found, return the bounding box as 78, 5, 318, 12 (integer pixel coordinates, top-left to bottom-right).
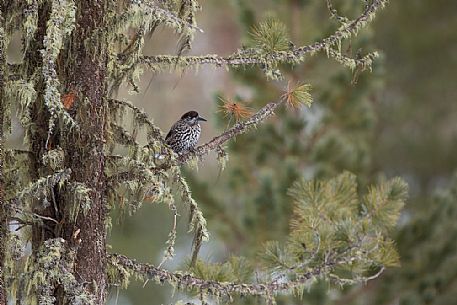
6, 0, 457, 304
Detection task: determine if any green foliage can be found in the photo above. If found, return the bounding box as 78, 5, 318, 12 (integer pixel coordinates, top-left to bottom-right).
283, 82, 313, 108
286, 172, 405, 269
363, 177, 407, 232
191, 256, 253, 283
251, 17, 290, 53
243, 172, 406, 292
360, 173, 457, 305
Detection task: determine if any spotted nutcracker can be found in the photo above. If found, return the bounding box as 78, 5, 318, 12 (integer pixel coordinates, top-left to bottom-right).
165, 111, 207, 154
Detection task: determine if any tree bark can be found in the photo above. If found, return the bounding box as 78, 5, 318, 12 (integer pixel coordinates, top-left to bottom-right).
60, 1, 109, 303
0, 9, 6, 305
26, 1, 108, 303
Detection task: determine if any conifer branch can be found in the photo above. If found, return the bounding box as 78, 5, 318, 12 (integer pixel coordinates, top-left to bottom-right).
108, 253, 326, 296
140, 0, 386, 70
108, 253, 383, 298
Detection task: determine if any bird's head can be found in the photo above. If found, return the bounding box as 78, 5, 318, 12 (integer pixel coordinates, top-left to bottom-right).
181, 111, 207, 126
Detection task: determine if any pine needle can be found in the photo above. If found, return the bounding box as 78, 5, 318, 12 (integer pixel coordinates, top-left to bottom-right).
218, 97, 253, 122
251, 17, 289, 53
281, 81, 313, 108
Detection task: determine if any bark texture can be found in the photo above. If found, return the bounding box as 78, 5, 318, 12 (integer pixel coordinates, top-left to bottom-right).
0, 4, 6, 303
26, 1, 109, 303
61, 1, 109, 302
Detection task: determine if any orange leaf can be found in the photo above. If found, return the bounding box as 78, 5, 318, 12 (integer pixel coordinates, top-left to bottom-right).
62, 91, 76, 110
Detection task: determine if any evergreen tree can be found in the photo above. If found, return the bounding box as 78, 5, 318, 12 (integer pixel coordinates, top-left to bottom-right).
0, 1, 406, 304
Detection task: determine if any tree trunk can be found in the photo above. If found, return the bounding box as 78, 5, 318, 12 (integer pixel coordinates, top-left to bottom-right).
0, 4, 7, 303
61, 1, 109, 302
28, 1, 109, 303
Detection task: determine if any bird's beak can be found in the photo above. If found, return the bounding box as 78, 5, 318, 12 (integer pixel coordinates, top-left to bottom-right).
198, 116, 207, 122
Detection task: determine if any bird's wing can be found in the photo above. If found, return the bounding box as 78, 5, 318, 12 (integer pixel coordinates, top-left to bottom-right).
165, 129, 172, 142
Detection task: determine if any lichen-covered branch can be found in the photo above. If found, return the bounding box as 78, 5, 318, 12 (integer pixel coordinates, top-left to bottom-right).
140, 0, 387, 71
108, 253, 383, 300
108, 253, 325, 297
107, 99, 164, 143
179, 100, 284, 163
112, 0, 203, 36
326, 0, 350, 24
142, 49, 378, 71
15, 169, 72, 208
171, 169, 208, 265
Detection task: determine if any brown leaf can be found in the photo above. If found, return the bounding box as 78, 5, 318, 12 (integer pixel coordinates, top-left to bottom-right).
62, 91, 76, 110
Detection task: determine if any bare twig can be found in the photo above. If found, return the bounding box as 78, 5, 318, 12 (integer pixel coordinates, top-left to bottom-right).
5, 202, 59, 224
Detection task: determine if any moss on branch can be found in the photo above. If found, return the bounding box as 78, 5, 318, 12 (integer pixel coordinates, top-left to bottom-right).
140, 0, 387, 73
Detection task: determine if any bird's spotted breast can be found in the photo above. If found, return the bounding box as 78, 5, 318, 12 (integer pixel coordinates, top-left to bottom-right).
165, 119, 202, 154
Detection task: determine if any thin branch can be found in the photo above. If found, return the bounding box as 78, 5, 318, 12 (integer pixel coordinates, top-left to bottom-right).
329, 266, 385, 286
158, 200, 178, 267
7, 149, 32, 156
326, 0, 350, 24
179, 100, 284, 163
140, 0, 386, 70
107, 99, 165, 144
5, 202, 59, 224
365, 266, 385, 281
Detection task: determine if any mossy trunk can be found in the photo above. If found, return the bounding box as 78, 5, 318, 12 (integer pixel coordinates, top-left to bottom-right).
0, 4, 6, 303
60, 0, 109, 302
28, 1, 108, 303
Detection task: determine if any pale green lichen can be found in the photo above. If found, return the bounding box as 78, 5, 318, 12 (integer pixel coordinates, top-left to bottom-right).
66, 182, 92, 222
42, 148, 64, 170
41, 0, 77, 143
26, 238, 95, 305
4, 80, 36, 135
16, 169, 71, 210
